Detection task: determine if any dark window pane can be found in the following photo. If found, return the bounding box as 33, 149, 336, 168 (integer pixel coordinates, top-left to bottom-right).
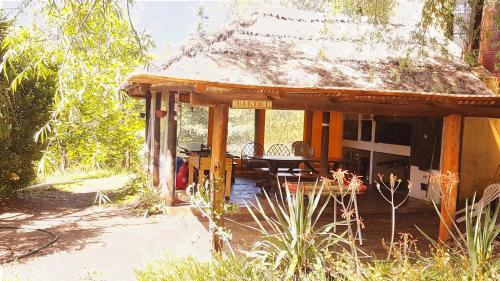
361, 120, 372, 141
343, 120, 358, 140
375, 121, 412, 145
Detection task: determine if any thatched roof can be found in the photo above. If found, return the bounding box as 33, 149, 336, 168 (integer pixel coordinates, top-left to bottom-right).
127, 4, 500, 117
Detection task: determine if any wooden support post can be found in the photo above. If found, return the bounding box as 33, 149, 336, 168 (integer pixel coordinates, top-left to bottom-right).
329, 112, 344, 160
254, 109, 266, 149
145, 91, 151, 143
439, 114, 462, 242
207, 107, 214, 147
152, 92, 162, 187
145, 91, 152, 175
164, 92, 178, 207
320, 112, 331, 177
311, 111, 323, 157
209, 104, 229, 252
303, 111, 313, 145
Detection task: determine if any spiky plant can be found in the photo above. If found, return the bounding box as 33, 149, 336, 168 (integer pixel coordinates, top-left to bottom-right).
418, 195, 500, 280
244, 180, 347, 279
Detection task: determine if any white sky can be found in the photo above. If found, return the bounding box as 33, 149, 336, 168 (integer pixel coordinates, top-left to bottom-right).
0, 0, 234, 57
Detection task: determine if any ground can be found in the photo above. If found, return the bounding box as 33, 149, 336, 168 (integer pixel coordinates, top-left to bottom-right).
1, 175, 210, 281
1, 174, 440, 280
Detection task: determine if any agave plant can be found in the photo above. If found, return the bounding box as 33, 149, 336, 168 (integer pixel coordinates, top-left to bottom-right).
94, 189, 112, 206
244, 180, 347, 279
418, 195, 500, 279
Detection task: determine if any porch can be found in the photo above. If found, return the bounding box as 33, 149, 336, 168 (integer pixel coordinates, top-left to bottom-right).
202, 176, 439, 257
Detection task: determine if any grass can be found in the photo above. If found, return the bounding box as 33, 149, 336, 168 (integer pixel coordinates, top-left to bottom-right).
39, 168, 122, 184
134, 255, 279, 281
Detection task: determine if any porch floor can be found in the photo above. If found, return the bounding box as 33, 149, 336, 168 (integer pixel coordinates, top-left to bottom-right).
225, 176, 440, 258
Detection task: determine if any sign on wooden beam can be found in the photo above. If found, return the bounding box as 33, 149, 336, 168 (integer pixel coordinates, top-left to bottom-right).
232, 100, 272, 109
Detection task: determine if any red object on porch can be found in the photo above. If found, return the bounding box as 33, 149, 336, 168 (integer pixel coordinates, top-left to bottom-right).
155, 110, 167, 118
176, 162, 189, 190
285, 180, 367, 194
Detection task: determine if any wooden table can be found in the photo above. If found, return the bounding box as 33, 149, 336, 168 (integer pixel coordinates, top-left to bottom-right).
251, 155, 343, 174
188, 155, 233, 198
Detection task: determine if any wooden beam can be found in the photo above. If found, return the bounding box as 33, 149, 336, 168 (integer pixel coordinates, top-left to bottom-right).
254, 109, 266, 148
190, 92, 500, 118
209, 104, 229, 252
152, 92, 162, 187
208, 107, 215, 147
126, 83, 150, 97
164, 92, 178, 207
303, 111, 313, 145
320, 112, 331, 177
329, 112, 344, 160
439, 114, 462, 242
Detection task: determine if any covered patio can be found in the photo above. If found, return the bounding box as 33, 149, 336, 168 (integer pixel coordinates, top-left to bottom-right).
125, 6, 500, 251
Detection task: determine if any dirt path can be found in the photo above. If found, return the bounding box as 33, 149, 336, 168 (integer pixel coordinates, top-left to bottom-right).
0, 175, 210, 281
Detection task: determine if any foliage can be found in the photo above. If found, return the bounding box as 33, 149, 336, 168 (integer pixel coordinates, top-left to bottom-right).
2, 0, 153, 174
417, 195, 500, 280
244, 182, 347, 279
375, 173, 412, 259
0, 77, 55, 195
129, 175, 165, 217
0, 10, 55, 195
134, 255, 279, 281
93, 189, 112, 206
177, 105, 304, 156
188, 178, 239, 254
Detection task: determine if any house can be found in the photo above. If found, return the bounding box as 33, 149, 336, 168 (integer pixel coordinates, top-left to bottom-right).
124, 3, 500, 246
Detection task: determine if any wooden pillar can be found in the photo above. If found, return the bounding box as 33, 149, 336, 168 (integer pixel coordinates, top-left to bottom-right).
164, 92, 178, 207
152, 92, 161, 187
319, 112, 331, 177
329, 112, 344, 160
303, 111, 313, 145
145, 91, 151, 143
145, 91, 152, 175
439, 114, 462, 242
209, 104, 229, 252
207, 107, 214, 147
311, 111, 323, 157
254, 109, 266, 148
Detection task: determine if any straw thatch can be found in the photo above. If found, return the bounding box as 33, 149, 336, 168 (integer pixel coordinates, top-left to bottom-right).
129, 4, 497, 98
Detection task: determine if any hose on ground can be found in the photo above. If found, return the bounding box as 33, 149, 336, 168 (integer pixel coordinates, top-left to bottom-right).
0, 225, 58, 264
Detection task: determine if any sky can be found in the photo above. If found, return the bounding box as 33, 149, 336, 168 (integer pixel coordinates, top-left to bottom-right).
0, 0, 230, 57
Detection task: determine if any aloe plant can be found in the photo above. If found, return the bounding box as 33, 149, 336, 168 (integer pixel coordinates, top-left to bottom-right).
417, 195, 500, 280
244, 180, 347, 279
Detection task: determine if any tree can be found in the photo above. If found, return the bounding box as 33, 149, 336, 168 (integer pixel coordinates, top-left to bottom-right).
1, 0, 154, 174
0, 11, 55, 194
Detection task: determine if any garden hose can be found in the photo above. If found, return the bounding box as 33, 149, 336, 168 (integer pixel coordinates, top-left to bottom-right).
0, 225, 58, 264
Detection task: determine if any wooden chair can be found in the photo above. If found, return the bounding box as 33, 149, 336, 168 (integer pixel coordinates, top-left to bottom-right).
456, 183, 500, 223
291, 141, 315, 157
267, 143, 291, 156
240, 142, 267, 176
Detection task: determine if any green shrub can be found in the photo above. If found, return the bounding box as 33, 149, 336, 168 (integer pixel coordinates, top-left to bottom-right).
134, 255, 279, 281
130, 175, 165, 217
0, 77, 54, 195
244, 183, 349, 279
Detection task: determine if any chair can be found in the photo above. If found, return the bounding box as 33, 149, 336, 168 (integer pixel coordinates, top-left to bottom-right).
267, 144, 291, 156
456, 183, 500, 223
291, 141, 315, 158
240, 142, 267, 176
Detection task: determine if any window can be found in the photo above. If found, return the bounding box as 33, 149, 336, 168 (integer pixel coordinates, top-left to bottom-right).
360, 120, 372, 141
343, 113, 358, 140
374, 117, 412, 146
